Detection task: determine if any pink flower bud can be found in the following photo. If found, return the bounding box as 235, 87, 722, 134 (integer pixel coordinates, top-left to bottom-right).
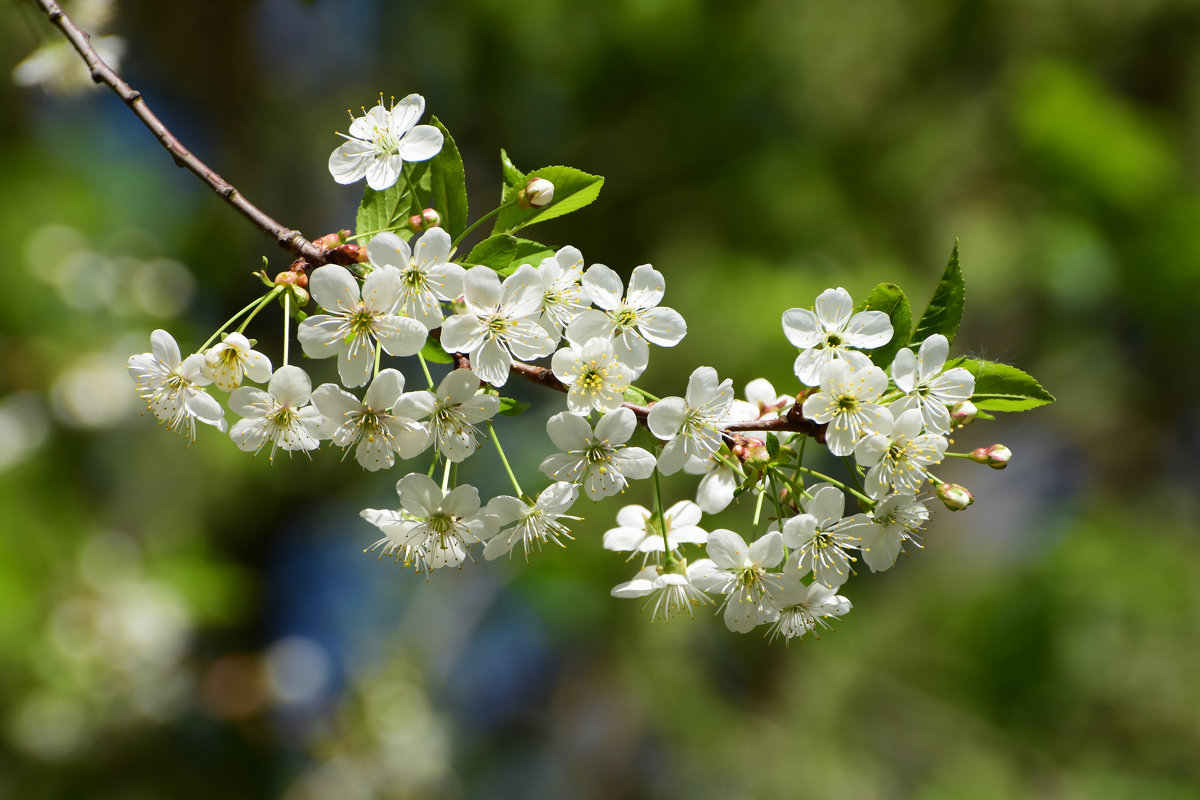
969, 444, 1011, 469
519, 177, 554, 209
936, 483, 975, 511
950, 400, 978, 427
408, 208, 443, 232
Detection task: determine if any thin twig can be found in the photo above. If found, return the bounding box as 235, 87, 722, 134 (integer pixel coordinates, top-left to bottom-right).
32, 0, 331, 265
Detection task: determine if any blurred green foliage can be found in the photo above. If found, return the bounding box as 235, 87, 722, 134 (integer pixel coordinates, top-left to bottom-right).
1, 0, 1198, 797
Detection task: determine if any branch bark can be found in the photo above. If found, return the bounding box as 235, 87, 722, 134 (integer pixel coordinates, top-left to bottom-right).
32, 0, 332, 265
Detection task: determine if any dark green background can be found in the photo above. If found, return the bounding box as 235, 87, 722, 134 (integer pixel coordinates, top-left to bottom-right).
1, 0, 1197, 797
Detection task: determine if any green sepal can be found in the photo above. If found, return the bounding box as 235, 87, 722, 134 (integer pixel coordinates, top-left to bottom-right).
858, 282, 912, 367
429, 117, 468, 240
912, 241, 965, 346
492, 165, 605, 234
465, 234, 520, 271
419, 338, 453, 365
957, 358, 1055, 412
498, 397, 531, 417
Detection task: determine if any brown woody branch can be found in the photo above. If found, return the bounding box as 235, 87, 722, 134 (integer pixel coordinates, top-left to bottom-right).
33, 0, 334, 266
36, 0, 826, 449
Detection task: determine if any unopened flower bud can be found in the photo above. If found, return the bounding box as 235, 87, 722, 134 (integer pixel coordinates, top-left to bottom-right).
742, 440, 770, 467
407, 207, 442, 232
313, 230, 351, 250
936, 483, 975, 511
286, 285, 310, 307
950, 400, 978, 427
519, 177, 554, 209
970, 444, 1011, 469
274, 270, 308, 289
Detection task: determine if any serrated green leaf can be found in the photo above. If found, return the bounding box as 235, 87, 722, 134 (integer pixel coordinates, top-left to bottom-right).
913, 241, 966, 346
465, 234, 520, 270
429, 118, 468, 239
959, 358, 1055, 411
765, 433, 781, 459
492, 166, 604, 234
500, 148, 525, 189
858, 282, 912, 367
355, 183, 409, 240
498, 397, 531, 417
419, 338, 453, 364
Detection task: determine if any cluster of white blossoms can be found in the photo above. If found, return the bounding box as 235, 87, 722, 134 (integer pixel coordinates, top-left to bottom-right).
127, 93, 1042, 644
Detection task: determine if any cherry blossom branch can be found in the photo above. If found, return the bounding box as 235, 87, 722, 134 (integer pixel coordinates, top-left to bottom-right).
32, 0, 334, 265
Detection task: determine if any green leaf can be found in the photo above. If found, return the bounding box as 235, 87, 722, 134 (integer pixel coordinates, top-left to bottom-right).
512, 237, 557, 265
958, 358, 1055, 412
419, 338, 453, 364
500, 148, 525, 190
498, 397, 531, 417
765, 433, 781, 459
623, 387, 648, 404
912, 241, 966, 346
858, 282, 912, 367
429, 117, 468, 239
465, 234, 520, 270
355, 183, 408, 240
492, 165, 605, 234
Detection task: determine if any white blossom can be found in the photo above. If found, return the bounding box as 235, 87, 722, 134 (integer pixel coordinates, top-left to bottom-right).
890, 334, 975, 434
765, 576, 852, 642
361, 508, 430, 572
202, 332, 272, 392
602, 500, 708, 561
538, 408, 656, 500
801, 359, 891, 457
127, 329, 225, 442
360, 473, 497, 572
689, 530, 784, 633
440, 265, 555, 387
566, 264, 686, 375
483, 482, 581, 561
648, 366, 734, 475
778, 484, 869, 589
228, 365, 323, 458
854, 408, 947, 498
365, 229, 465, 331
535, 246, 592, 340
550, 337, 633, 415
298, 264, 428, 388
394, 368, 499, 462
860, 492, 930, 572
611, 562, 713, 622
328, 95, 443, 191
783, 287, 892, 386
312, 368, 429, 471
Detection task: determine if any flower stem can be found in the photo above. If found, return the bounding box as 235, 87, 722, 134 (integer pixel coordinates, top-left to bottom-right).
487, 421, 524, 498
199, 288, 280, 351
652, 464, 673, 561
417, 351, 435, 390
752, 482, 767, 536
794, 465, 874, 507
373, 342, 382, 380
451, 204, 506, 248
631, 384, 661, 402
282, 292, 291, 367
441, 458, 452, 494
